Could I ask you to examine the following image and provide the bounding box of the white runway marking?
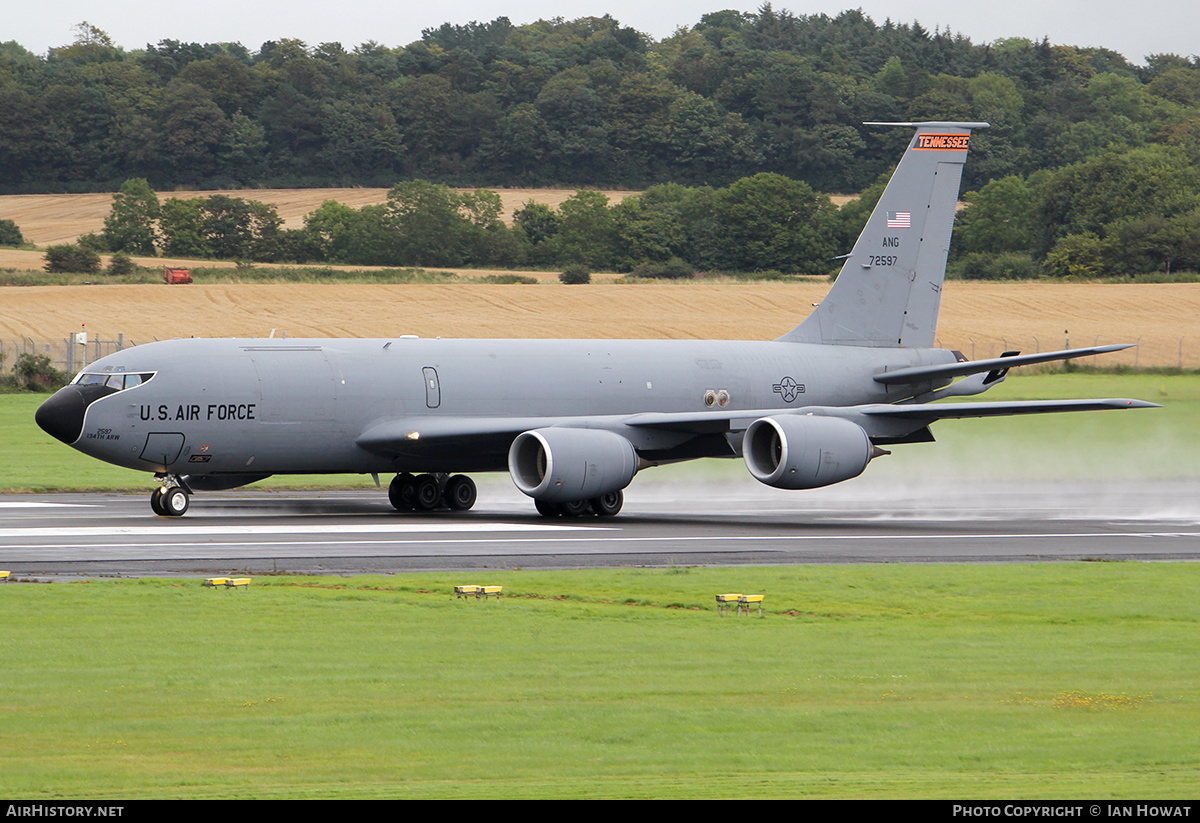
[0,502,99,508]
[4,531,1197,551]
[0,522,611,539]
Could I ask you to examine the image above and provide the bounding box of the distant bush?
[629,257,694,280]
[957,251,1041,280]
[482,273,539,284]
[76,232,109,252]
[559,264,591,284]
[106,251,137,276]
[0,218,24,246]
[14,353,68,392]
[44,244,101,274]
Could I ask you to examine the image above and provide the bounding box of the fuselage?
[38,336,957,480]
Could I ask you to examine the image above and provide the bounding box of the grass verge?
[0,565,1196,798]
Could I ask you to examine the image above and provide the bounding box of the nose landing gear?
[150,475,190,517]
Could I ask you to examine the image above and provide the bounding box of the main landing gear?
[150,476,190,517]
[534,490,623,518]
[388,473,477,512]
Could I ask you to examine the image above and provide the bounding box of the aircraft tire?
[589,490,623,517]
[560,499,591,517]
[150,487,167,516]
[534,498,561,518]
[445,475,476,511]
[388,473,417,511]
[414,474,441,510]
[162,486,189,517]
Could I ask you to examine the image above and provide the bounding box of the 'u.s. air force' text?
[140,403,257,421]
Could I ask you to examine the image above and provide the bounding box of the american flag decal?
[887,211,911,229]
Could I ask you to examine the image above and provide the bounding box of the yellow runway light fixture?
[455,585,502,600]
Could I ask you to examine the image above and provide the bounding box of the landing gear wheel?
[589,490,623,517]
[559,499,591,517]
[444,475,477,511]
[162,486,189,517]
[414,473,441,510]
[150,487,167,516]
[388,473,417,511]
[534,499,562,517]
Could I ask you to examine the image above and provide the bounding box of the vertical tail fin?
[779,121,988,347]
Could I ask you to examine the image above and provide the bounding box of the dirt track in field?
[2,281,1197,368]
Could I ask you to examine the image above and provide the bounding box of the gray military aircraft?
[36,121,1155,517]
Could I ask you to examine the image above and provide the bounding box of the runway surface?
[2,477,1198,578]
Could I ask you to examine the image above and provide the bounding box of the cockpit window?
[73,371,155,391]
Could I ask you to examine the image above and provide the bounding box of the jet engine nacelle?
[509,428,638,503]
[743,415,873,490]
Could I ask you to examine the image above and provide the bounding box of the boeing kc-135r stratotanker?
[35,122,1156,517]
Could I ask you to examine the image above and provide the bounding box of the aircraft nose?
[35,385,88,444]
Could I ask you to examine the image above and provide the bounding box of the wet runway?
[2,477,1198,577]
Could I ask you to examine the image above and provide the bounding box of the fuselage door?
[139,432,185,468]
[422,367,441,409]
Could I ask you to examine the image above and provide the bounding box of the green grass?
[918,371,1200,481]
[0,565,1197,798]
[2,373,1194,492]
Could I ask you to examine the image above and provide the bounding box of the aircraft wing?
[855,397,1159,419]
[626,397,1156,428]
[358,398,1158,460]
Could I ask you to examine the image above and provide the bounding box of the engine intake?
[743,415,873,490]
[509,428,638,502]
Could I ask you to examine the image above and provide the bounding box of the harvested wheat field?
[0,187,641,247]
[2,281,1197,368]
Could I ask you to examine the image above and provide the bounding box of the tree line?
[30,144,1199,277]
[6,7,1200,276]
[3,9,1199,195]
[76,142,1200,277]
[83,174,849,275]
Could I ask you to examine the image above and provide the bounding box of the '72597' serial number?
[867,255,898,267]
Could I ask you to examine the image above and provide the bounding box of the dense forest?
[4,7,1200,275]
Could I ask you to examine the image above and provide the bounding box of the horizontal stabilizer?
[873,345,1133,385]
